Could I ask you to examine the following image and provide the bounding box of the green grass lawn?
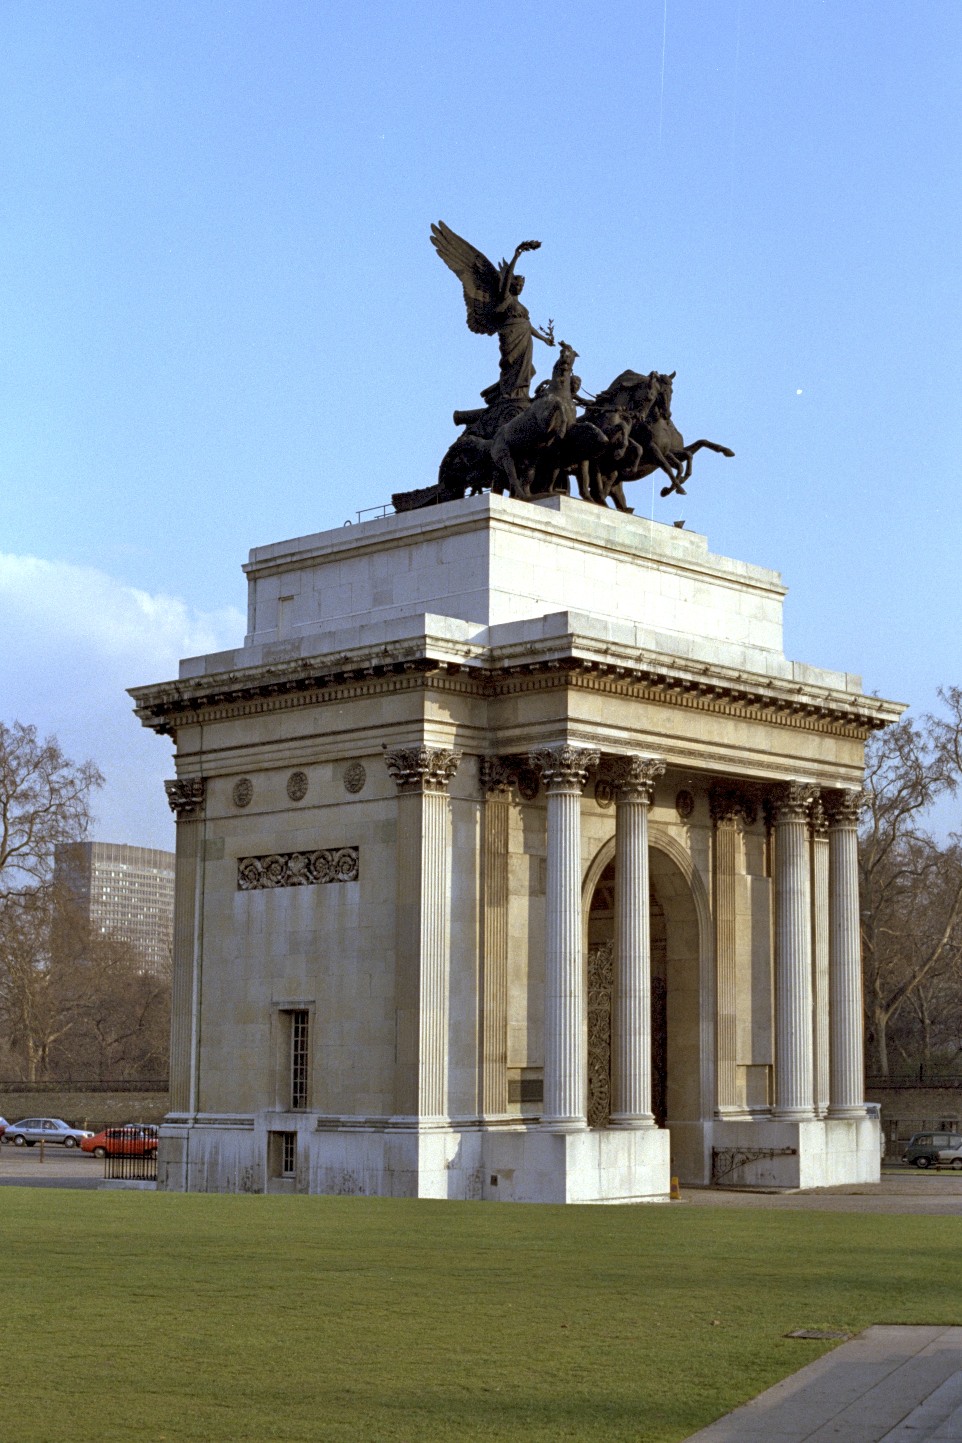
[1,1192,960,1442]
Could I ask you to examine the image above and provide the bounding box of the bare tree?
[0,889,84,1081]
[0,721,103,901]
[861,696,962,1076]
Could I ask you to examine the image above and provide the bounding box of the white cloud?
[0,554,244,851]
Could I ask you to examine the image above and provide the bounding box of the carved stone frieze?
[237,847,359,890]
[709,781,759,827]
[165,777,206,819]
[822,787,866,829]
[528,744,600,792]
[383,745,462,794]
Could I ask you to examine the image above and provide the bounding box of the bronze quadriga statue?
[391,223,733,514]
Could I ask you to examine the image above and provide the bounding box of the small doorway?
[586,858,668,1127]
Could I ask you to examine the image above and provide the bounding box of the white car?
[937,1144,962,1170]
[2,1117,94,1148]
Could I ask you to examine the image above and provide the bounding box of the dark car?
[904,1131,962,1167]
[2,1117,94,1148]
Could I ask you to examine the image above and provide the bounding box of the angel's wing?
[430,221,502,335]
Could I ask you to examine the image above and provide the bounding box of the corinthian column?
[384,746,461,1124]
[610,756,665,1127]
[530,744,599,1129]
[810,796,830,1117]
[709,785,754,1116]
[825,788,867,1118]
[770,782,817,1120]
[165,778,206,1115]
[478,757,512,1119]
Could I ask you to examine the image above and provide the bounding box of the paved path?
[684,1326,962,1441]
[680,1170,962,1215]
[0,1146,103,1188]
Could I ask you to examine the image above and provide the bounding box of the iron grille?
[103,1126,158,1182]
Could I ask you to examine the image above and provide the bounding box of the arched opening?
[586,859,668,1127]
[584,835,707,1172]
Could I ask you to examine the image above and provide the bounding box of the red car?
[81,1125,159,1159]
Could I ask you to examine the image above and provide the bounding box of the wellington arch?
[131,494,903,1202]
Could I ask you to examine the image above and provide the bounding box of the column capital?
[611,755,666,805]
[766,781,818,826]
[478,755,514,796]
[165,777,206,819]
[810,793,829,838]
[529,744,600,793]
[823,787,866,829]
[383,746,462,794]
[709,781,758,827]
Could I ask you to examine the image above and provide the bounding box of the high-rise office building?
[54,842,175,971]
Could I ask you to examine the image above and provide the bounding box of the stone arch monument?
[132,493,902,1201]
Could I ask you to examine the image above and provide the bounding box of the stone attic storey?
[130,494,902,1201]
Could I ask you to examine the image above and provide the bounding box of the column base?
[827,1105,868,1120]
[773,1107,816,1122]
[608,1113,657,1129]
[540,1116,588,1133]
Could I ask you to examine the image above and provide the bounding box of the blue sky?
[2,1,960,849]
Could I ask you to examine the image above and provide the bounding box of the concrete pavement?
[683,1327,962,1442]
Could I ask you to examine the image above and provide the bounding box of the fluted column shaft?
[611,757,664,1127]
[772,784,816,1119]
[811,801,831,1118]
[385,746,461,1124]
[479,759,511,1118]
[827,790,866,1118]
[165,779,206,1115]
[530,745,599,1129]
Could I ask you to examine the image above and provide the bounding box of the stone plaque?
[675,789,695,820]
[287,771,309,802]
[232,777,253,808]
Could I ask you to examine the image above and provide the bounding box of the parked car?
[903,1131,962,1167]
[937,1144,962,1170]
[81,1125,159,1159]
[2,1117,94,1148]
[0,1116,7,1139]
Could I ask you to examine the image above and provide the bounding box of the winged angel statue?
[390,223,734,513]
[429,221,555,411]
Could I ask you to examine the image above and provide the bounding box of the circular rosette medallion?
[343,761,366,794]
[287,771,309,802]
[232,777,253,808]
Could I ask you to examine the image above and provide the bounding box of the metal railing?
[103,1126,158,1182]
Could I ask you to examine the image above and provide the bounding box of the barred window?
[281,1132,296,1178]
[291,1010,309,1110]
